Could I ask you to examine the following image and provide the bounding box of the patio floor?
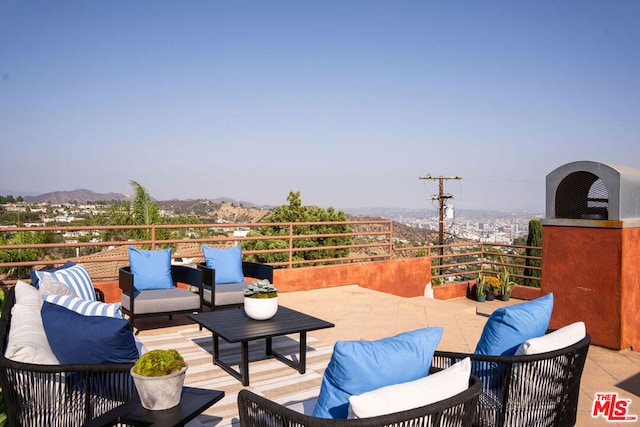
[134,285,640,427]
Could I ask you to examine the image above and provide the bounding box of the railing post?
[151,226,156,250]
[288,223,293,269]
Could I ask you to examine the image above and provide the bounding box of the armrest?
[118,267,134,295]
[242,262,273,282]
[197,263,215,286]
[94,288,105,302]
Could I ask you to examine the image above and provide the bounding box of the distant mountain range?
[19,189,266,208]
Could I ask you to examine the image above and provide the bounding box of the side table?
[83,386,224,427]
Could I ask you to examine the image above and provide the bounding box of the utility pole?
[418,175,463,265]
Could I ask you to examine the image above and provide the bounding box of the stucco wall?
[542,225,640,350]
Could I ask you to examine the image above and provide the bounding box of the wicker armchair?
[432,334,591,427]
[0,287,136,427]
[238,372,482,427]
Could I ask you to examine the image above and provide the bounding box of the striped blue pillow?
[43,294,124,319]
[34,263,96,301]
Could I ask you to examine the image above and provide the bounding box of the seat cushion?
[203,245,244,284]
[128,246,174,291]
[122,288,201,314]
[204,282,248,306]
[42,301,139,364]
[313,327,443,419]
[475,293,554,356]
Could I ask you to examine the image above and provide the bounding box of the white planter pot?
[130,365,187,410]
[244,296,278,320]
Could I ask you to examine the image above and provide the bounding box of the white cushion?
[348,357,471,419]
[14,280,42,310]
[5,303,59,365]
[43,294,124,319]
[515,322,586,355]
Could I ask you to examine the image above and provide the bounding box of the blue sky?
[1,1,639,213]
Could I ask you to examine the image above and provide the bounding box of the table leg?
[240,341,249,386]
[212,334,219,365]
[299,331,307,374]
[266,337,273,355]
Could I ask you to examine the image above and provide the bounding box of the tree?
[523,218,542,287]
[242,191,353,266]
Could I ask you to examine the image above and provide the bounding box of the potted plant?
[244,279,278,320]
[130,349,187,410]
[484,275,500,301]
[497,267,517,301]
[475,275,487,302]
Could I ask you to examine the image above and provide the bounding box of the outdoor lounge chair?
[237,371,483,427]
[197,261,273,310]
[431,333,591,427]
[119,264,204,330]
[0,287,137,426]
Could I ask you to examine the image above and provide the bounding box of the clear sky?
[1,1,639,213]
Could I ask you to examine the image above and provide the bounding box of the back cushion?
[475,293,554,356]
[33,263,96,301]
[128,246,174,291]
[203,245,244,284]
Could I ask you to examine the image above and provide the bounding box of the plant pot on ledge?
[243,279,279,320]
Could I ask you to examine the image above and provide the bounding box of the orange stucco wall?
[542,225,640,350]
[95,257,432,303]
[273,257,431,298]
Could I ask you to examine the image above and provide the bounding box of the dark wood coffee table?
[82,386,224,427]
[189,306,334,385]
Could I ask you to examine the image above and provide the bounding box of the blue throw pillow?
[313,327,443,419]
[202,245,244,284]
[474,293,554,356]
[128,246,174,291]
[33,263,96,301]
[30,261,76,287]
[41,301,139,364]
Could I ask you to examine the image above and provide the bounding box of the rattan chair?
[432,334,591,427]
[237,372,482,427]
[0,287,136,427]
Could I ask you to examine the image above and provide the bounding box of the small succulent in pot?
[244,279,278,299]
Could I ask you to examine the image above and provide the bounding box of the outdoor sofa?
[238,370,482,427]
[0,286,137,426]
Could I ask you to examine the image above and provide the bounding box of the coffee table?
[82,386,224,427]
[188,306,334,385]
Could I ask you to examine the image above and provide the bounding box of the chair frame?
[197,261,273,310]
[0,287,136,427]
[238,372,482,427]
[119,264,204,329]
[432,333,591,427]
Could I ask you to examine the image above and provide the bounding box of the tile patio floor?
[136,285,640,426]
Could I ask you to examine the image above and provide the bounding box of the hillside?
[24,189,133,203]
